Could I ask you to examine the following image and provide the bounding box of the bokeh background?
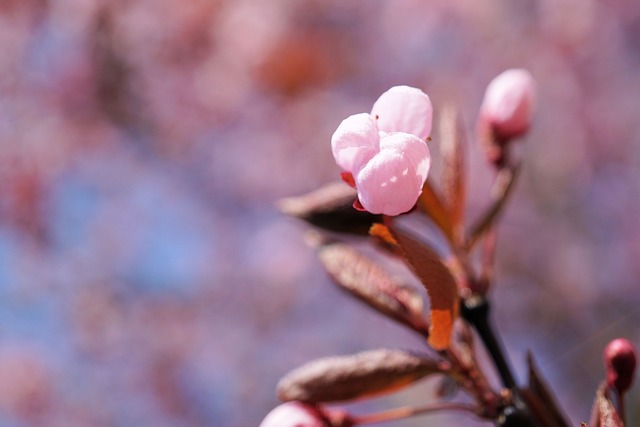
[0,0,639,426]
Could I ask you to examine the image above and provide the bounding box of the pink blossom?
[479,69,535,139]
[259,402,326,427]
[331,86,432,216]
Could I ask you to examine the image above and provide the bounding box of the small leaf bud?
[603,338,637,394]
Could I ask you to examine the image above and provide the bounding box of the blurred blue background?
[0,0,639,426]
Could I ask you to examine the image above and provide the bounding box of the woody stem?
[461,295,517,390]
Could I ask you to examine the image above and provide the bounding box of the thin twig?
[466,163,520,249]
[462,296,517,389]
[476,227,497,295]
[617,389,625,426]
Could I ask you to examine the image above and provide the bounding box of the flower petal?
[379,132,431,184]
[480,69,535,139]
[356,133,430,216]
[259,402,325,427]
[371,86,433,139]
[331,113,379,173]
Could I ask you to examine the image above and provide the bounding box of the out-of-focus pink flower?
[479,69,535,140]
[259,402,326,427]
[331,86,432,216]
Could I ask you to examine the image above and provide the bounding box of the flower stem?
[351,402,479,425]
[617,389,626,426]
[461,295,517,389]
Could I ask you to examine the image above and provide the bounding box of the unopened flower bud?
[479,69,535,141]
[260,402,352,427]
[603,338,637,394]
[330,86,432,216]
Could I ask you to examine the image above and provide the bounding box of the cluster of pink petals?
[259,402,326,427]
[331,86,432,216]
[479,69,536,139]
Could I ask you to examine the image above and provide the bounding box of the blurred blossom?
[539,0,597,48]
[479,68,535,140]
[0,346,52,419]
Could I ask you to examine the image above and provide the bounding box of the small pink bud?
[480,69,535,140]
[259,402,325,427]
[603,338,637,394]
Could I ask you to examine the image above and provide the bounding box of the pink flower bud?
[604,338,637,394]
[371,86,433,139]
[480,69,535,140]
[330,86,432,216]
[259,402,326,427]
[355,133,430,216]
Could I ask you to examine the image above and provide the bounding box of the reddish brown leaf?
[418,180,455,243]
[440,105,466,243]
[318,242,428,336]
[277,349,446,403]
[369,223,404,257]
[387,225,459,350]
[523,352,571,427]
[277,181,382,235]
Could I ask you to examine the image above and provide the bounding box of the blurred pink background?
[0,1,639,426]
